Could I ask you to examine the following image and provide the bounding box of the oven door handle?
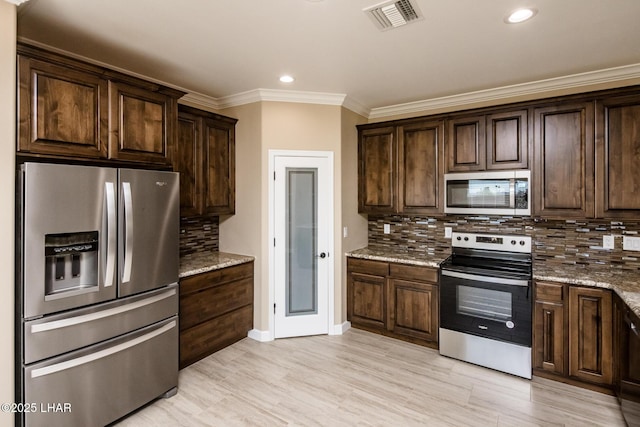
[441,270,530,287]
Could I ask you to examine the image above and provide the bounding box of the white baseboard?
[247,329,272,342]
[330,321,351,335]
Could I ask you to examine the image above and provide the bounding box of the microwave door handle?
[509,179,516,208]
[104,182,116,287]
[122,182,133,284]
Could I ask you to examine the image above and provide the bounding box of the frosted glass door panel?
[286,168,317,316]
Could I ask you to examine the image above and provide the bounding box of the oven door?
[440,269,532,347]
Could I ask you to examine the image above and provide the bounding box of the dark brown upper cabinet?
[446,109,528,172]
[108,81,178,165]
[486,109,529,170]
[176,105,237,217]
[358,126,396,214]
[17,43,184,167]
[358,120,444,215]
[446,114,486,172]
[533,102,595,218]
[398,120,445,215]
[596,94,640,219]
[17,55,109,159]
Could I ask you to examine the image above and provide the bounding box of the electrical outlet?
[445,227,452,238]
[623,236,640,251]
[384,224,391,234]
[603,235,615,249]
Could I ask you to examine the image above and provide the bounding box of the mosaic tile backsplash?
[368,215,640,271]
[180,215,219,258]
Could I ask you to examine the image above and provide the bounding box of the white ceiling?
[15,0,640,116]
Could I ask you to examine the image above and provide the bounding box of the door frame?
[268,150,335,340]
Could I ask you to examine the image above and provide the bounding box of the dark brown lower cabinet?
[615,295,640,426]
[533,281,614,390]
[569,286,613,386]
[179,261,253,369]
[347,258,389,330]
[347,257,439,347]
[533,281,567,376]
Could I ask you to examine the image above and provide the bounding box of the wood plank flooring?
[115,329,626,426]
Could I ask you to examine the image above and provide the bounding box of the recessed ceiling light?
[505,8,537,24]
[279,75,295,83]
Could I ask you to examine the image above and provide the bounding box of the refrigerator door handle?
[30,320,177,379]
[122,182,133,284]
[104,182,117,287]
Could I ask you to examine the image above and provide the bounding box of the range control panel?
[451,232,532,254]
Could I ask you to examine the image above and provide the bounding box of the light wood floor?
[116,329,626,426]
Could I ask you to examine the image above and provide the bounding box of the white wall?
[0,2,16,426]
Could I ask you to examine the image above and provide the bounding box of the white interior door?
[273,153,332,338]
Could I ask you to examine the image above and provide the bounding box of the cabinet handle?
[632,322,639,337]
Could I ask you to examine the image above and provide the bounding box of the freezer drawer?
[23,284,178,364]
[23,316,178,427]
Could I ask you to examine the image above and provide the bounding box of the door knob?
[318,252,327,259]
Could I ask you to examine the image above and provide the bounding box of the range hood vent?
[364,0,423,31]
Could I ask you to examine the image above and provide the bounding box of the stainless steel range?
[439,232,533,379]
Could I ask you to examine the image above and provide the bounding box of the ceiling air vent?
[364,0,423,31]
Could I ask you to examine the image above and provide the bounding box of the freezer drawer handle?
[122,182,133,284]
[104,182,116,287]
[30,288,177,334]
[30,320,176,379]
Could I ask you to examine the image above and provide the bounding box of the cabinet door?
[398,120,444,214]
[534,281,566,375]
[533,103,595,218]
[202,117,236,215]
[486,109,529,170]
[534,301,566,375]
[388,278,438,342]
[108,81,175,165]
[348,272,387,330]
[176,112,202,216]
[569,286,613,385]
[446,115,486,172]
[17,55,108,158]
[358,127,396,213]
[596,94,640,218]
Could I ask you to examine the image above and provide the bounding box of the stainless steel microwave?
[444,170,531,215]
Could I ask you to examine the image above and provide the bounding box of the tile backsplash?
[368,215,640,270]
[180,216,219,257]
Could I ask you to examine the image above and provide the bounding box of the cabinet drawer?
[179,277,253,331]
[535,281,565,303]
[347,258,389,276]
[389,263,437,283]
[180,262,253,296]
[179,305,252,369]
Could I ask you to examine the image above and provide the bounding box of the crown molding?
[17,38,640,120]
[369,63,640,120]
[4,0,29,5]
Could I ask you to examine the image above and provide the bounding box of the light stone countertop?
[179,251,254,278]
[345,246,640,318]
[534,265,640,319]
[345,246,449,269]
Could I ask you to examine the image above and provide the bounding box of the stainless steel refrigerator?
[17,162,179,427]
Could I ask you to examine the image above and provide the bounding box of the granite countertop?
[346,246,448,269]
[346,246,640,318]
[534,264,640,319]
[179,251,254,278]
